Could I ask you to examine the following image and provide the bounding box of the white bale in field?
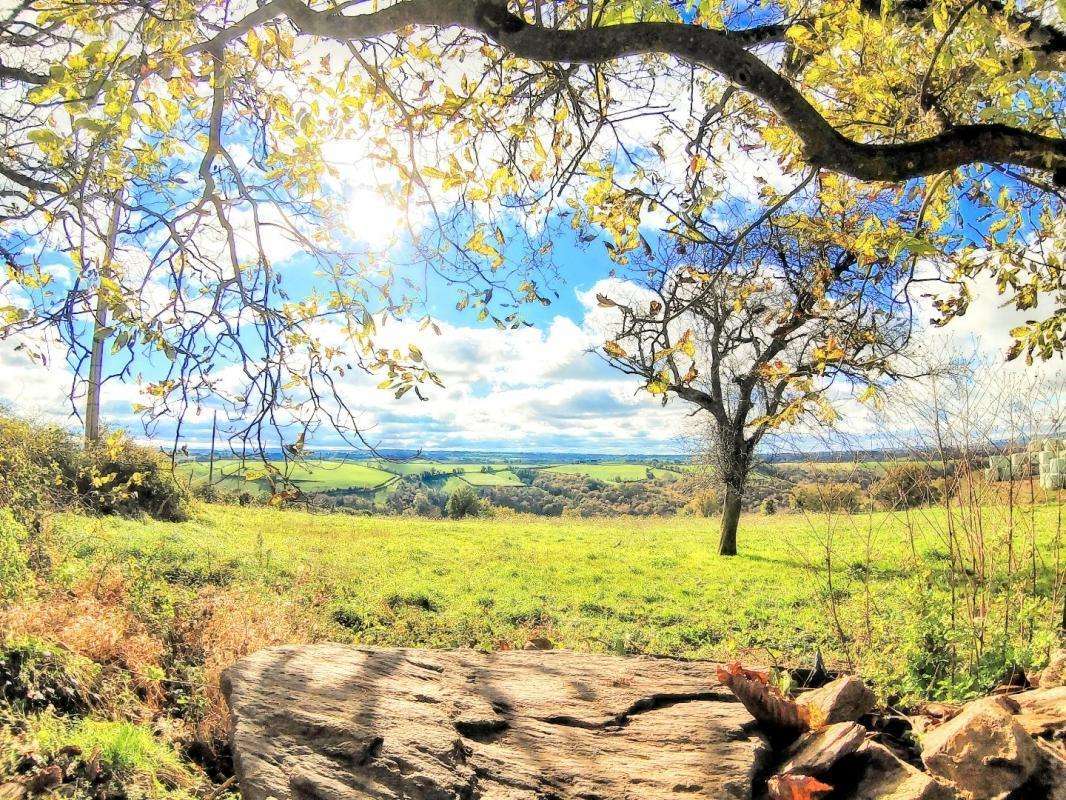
[1040,451,1054,469]
[1042,473,1065,490]
[984,467,999,482]
[991,455,1010,470]
[1052,458,1066,475]
[1027,438,1043,453]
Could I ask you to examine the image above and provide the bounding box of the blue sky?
[1,203,1055,457]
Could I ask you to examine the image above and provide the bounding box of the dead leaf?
[767,774,833,800]
[717,662,810,736]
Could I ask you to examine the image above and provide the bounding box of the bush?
[681,489,719,517]
[790,481,862,512]
[0,412,79,521]
[446,485,479,519]
[872,463,943,509]
[761,497,776,515]
[412,492,442,518]
[0,637,98,715]
[0,411,188,521]
[79,432,188,520]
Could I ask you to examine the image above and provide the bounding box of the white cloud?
[1,268,1060,455]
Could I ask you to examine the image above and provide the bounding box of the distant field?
[774,459,950,475]
[460,470,524,486]
[544,463,679,482]
[177,454,954,499]
[366,459,510,476]
[178,456,684,496]
[178,458,396,493]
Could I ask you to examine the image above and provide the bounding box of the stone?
[778,721,866,776]
[847,741,957,800]
[797,675,876,726]
[1011,685,1066,737]
[1038,649,1066,689]
[222,644,771,800]
[920,696,1042,800]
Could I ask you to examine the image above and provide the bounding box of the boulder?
[1038,649,1066,689]
[1011,685,1066,738]
[797,675,876,726]
[848,741,957,800]
[222,644,771,800]
[920,696,1041,800]
[778,722,866,777]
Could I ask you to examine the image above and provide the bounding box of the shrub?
[0,637,99,714]
[761,497,776,515]
[872,463,942,509]
[446,485,479,519]
[0,411,79,521]
[0,411,188,521]
[412,492,442,518]
[681,489,719,517]
[80,432,188,520]
[790,481,862,512]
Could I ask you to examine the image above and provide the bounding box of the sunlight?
[344,185,408,248]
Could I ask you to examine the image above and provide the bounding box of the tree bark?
[718,483,742,556]
[84,197,123,445]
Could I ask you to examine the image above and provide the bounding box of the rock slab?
[222,644,771,800]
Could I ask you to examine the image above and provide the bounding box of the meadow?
[55,498,1063,702]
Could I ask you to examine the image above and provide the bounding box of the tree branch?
[210,0,1066,183]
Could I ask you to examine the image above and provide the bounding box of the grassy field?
[56,500,1063,702]
[543,463,680,482]
[179,458,396,493]
[460,470,525,486]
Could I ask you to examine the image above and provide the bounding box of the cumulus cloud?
[1,268,1059,455]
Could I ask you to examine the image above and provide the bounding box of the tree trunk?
[716,436,750,557]
[718,484,742,556]
[84,197,124,445]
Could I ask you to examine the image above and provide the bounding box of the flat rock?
[222,644,771,800]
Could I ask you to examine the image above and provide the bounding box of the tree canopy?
[0,0,1061,453]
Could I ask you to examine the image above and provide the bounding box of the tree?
[0,0,1061,455]
[446,484,479,518]
[598,203,915,555]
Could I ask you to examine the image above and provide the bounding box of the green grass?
[60,500,1063,701]
[30,716,192,788]
[459,470,525,486]
[544,463,678,482]
[178,458,396,493]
